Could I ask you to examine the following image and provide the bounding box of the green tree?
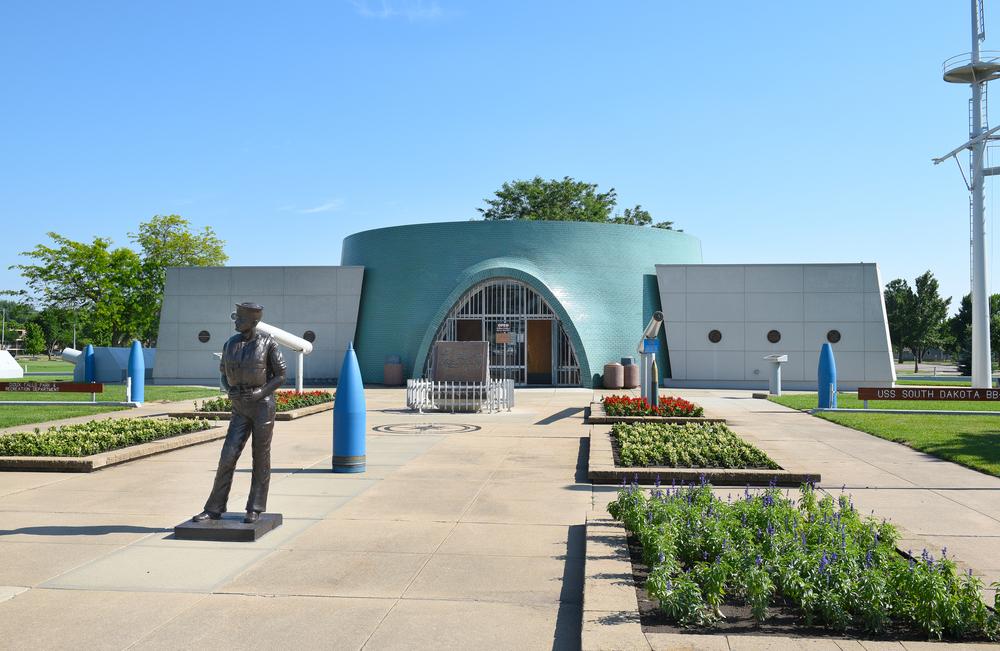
[10,215,228,348]
[32,307,76,360]
[478,176,680,230]
[0,299,35,352]
[947,293,1000,360]
[883,271,951,372]
[24,322,46,355]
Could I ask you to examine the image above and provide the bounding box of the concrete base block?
[174,513,282,542]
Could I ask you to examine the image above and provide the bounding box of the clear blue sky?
[0,1,991,314]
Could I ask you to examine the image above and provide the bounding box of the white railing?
[406,378,514,413]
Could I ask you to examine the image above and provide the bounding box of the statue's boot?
[192,511,222,523]
[244,511,260,524]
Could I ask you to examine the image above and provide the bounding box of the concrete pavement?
[1,387,999,650]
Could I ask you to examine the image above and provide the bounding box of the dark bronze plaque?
[303,330,316,342]
[198,330,211,343]
[431,341,490,383]
[827,330,841,343]
[767,330,781,343]
[708,329,722,343]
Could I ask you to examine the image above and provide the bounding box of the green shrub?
[608,478,1000,638]
[0,417,213,457]
[197,390,333,413]
[614,422,780,469]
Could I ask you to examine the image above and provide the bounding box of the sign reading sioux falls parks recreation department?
[857,386,1000,401]
[0,382,103,393]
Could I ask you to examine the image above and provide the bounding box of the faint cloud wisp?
[350,0,443,20]
[300,200,346,213]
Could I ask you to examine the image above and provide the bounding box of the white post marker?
[763,354,787,396]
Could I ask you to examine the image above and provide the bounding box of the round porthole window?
[827,330,841,344]
[303,331,316,343]
[767,330,781,344]
[198,330,211,343]
[708,329,722,343]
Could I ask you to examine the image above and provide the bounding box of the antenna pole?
[971,0,993,387]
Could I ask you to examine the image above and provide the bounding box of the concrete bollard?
[127,340,145,404]
[817,343,837,408]
[333,342,366,473]
[603,363,624,389]
[622,364,640,389]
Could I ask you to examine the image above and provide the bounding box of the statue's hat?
[235,302,265,320]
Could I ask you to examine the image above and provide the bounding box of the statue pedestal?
[174,513,282,542]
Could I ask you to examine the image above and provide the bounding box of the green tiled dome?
[341,220,702,386]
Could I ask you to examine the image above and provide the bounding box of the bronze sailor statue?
[193,302,286,525]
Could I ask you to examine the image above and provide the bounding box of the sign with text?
[432,341,490,383]
[496,322,510,333]
[857,386,1000,401]
[642,338,658,354]
[0,382,104,393]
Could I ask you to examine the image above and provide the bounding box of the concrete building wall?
[153,266,363,385]
[342,221,703,385]
[656,263,895,391]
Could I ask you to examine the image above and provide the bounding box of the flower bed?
[614,422,780,469]
[608,478,999,639]
[603,394,704,418]
[0,417,213,457]
[197,390,333,413]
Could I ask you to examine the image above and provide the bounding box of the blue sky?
[0,1,990,314]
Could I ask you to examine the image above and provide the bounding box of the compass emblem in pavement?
[372,423,481,434]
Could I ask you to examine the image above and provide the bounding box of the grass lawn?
[769,393,1000,411]
[0,384,223,429]
[895,379,974,386]
[10,359,76,373]
[769,394,1000,478]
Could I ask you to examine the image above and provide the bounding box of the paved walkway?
[1,388,998,650]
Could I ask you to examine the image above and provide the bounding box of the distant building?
[154,221,895,390]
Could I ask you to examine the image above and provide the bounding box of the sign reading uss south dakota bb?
[857,387,1000,401]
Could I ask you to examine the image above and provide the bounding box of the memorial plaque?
[708,329,722,343]
[432,341,489,383]
[767,330,781,343]
[827,330,841,343]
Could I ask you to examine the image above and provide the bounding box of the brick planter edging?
[169,400,335,421]
[587,401,725,425]
[588,427,821,486]
[0,424,226,472]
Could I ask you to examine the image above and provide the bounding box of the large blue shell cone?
[817,342,837,408]
[84,344,95,383]
[127,340,145,403]
[333,342,366,472]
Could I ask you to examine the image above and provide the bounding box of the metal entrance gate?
[426,279,581,386]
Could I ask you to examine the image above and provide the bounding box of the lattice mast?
[935,0,1000,387]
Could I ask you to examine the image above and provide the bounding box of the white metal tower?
[935,0,1000,387]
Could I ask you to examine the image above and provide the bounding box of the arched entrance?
[426,279,581,386]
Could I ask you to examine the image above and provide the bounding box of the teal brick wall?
[341,221,702,386]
